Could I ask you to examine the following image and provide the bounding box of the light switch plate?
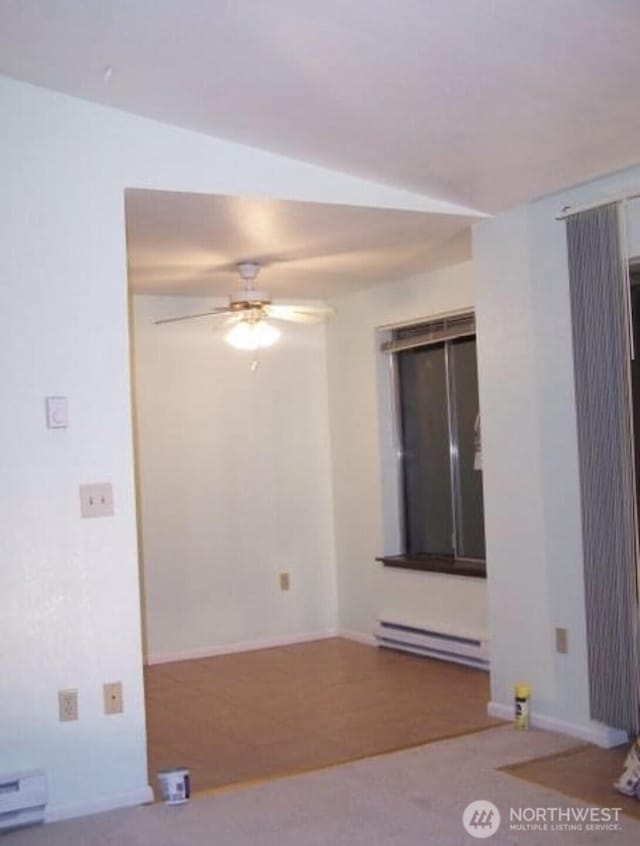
[79,483,114,518]
[46,396,68,428]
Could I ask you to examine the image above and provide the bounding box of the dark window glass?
[450,337,485,560]
[396,331,485,564]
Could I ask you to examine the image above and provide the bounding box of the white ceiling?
[3,0,640,297]
[125,190,473,298]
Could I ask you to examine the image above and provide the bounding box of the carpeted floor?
[6,726,640,845]
[501,742,640,821]
[145,637,501,796]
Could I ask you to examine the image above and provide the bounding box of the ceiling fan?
[155,261,333,349]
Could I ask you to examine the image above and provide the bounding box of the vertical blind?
[566,202,640,733]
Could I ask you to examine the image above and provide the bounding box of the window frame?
[376,310,486,579]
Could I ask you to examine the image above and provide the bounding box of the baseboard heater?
[374,619,490,670]
[0,770,47,832]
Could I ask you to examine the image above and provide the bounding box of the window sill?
[376,553,486,579]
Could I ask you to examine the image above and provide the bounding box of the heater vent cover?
[375,619,490,670]
[0,770,47,832]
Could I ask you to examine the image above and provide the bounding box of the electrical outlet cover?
[58,689,78,722]
[279,571,290,591]
[555,627,569,654]
[79,483,114,518]
[103,681,123,715]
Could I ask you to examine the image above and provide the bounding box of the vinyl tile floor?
[144,637,500,797]
[502,743,640,820]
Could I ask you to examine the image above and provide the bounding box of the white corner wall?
[132,296,336,660]
[0,74,464,819]
[473,163,640,736]
[326,262,488,640]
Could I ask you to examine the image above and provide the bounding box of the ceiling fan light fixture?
[225,318,281,351]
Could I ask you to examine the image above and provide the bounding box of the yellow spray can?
[514,683,531,729]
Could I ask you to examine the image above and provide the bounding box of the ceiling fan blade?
[215,314,245,329]
[155,307,233,325]
[264,303,334,324]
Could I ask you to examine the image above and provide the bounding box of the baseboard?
[337,629,377,646]
[45,785,153,823]
[487,701,628,748]
[145,629,338,665]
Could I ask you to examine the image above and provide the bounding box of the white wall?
[0,75,461,818]
[326,262,488,640]
[132,296,336,660]
[473,164,640,734]
[6,65,636,814]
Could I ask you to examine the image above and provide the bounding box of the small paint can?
[157,767,190,805]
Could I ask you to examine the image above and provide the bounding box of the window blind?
[381,312,475,354]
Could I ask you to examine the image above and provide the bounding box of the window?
[378,312,486,577]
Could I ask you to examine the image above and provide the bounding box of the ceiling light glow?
[225,319,281,351]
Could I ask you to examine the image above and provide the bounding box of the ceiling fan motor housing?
[229,289,271,309]
[232,261,272,308]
